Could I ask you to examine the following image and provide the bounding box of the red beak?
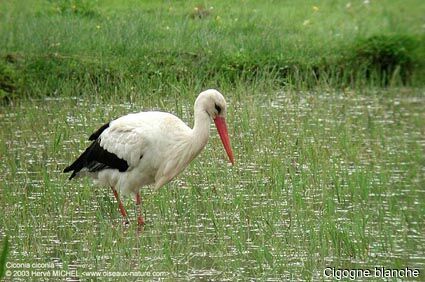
[214,116,235,165]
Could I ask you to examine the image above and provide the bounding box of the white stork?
[64,89,234,227]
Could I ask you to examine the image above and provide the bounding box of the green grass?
[0,0,424,280]
[0,0,424,100]
[0,86,424,280]
[0,236,9,279]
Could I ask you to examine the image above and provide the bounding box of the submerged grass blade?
[0,236,9,279]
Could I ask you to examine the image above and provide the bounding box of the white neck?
[191,107,211,155]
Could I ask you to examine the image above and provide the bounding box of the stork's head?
[195,89,235,165]
[195,89,227,119]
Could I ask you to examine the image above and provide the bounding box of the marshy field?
[1,0,424,280]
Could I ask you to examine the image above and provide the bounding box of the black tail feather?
[64,122,111,180]
[63,143,94,180]
[64,139,129,180]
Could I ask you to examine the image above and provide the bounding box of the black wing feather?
[89,122,110,141]
[63,139,129,180]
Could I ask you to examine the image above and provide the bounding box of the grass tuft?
[0,58,20,100]
[349,34,422,85]
[0,236,10,279]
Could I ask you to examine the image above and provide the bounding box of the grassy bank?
[0,0,424,100]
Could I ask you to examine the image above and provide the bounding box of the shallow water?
[0,90,424,280]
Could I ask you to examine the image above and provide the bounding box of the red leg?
[136,192,145,226]
[111,187,129,225]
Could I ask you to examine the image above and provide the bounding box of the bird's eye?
[214,104,222,114]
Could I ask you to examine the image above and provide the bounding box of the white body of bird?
[93,110,209,195]
[64,89,234,226]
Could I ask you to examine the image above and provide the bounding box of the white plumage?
[64,89,234,227]
[96,111,203,195]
